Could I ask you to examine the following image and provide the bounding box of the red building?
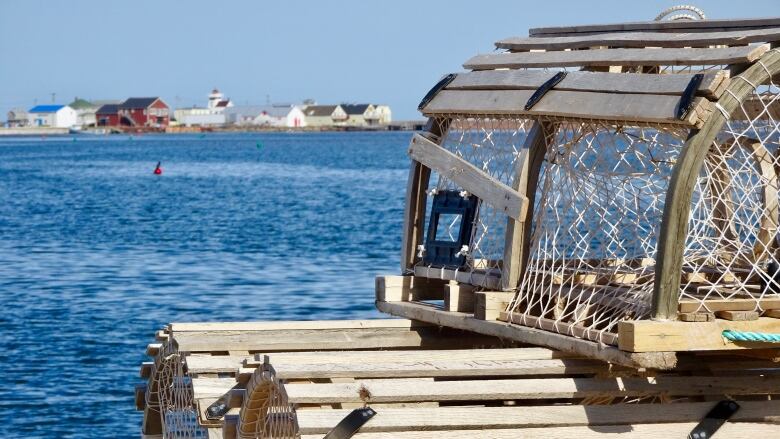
[118,97,170,127]
[96,104,120,126]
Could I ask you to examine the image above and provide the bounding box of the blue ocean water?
[0,132,411,438]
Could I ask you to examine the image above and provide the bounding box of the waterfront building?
[118,97,170,127]
[174,89,233,126]
[96,104,121,126]
[26,105,77,128]
[339,104,378,126]
[68,98,99,127]
[6,108,29,127]
[302,105,347,127]
[224,105,306,127]
[373,104,392,124]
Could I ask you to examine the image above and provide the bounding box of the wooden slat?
[267,358,607,380]
[408,133,529,221]
[498,28,780,51]
[618,317,780,352]
[283,374,780,404]
[174,325,504,353]
[301,423,780,439]
[423,89,711,127]
[463,45,769,69]
[170,319,420,332]
[375,300,677,369]
[413,265,501,290]
[529,17,780,37]
[186,354,251,375]
[448,70,729,99]
[260,347,572,365]
[296,400,780,434]
[375,275,446,302]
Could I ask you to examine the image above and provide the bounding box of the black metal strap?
[205,394,230,420]
[688,400,740,439]
[677,73,705,120]
[525,71,567,110]
[323,407,377,439]
[418,74,458,111]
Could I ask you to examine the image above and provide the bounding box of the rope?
[722,329,780,343]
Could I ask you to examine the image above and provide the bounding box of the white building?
[225,105,306,128]
[27,105,78,128]
[173,88,234,127]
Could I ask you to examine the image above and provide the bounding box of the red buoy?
[154,162,162,175]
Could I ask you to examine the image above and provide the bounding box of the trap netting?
[506,120,689,344]
[680,71,780,312]
[146,340,208,439]
[414,116,532,288]
[236,365,298,439]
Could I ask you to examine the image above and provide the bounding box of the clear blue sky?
[1,1,777,120]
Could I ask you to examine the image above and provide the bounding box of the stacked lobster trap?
[383,11,780,365]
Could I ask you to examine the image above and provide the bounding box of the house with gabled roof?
[118,97,170,127]
[339,103,382,126]
[302,105,347,127]
[27,105,77,128]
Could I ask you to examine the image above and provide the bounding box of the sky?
[1,0,778,121]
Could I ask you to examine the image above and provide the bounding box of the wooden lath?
[529,16,780,37]
[497,27,780,51]
[448,69,730,99]
[463,44,769,69]
[421,89,712,128]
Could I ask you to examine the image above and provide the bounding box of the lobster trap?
[380,13,780,367]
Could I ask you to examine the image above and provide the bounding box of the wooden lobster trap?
[378,14,780,368]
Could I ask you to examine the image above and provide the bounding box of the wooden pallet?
[136,318,780,438]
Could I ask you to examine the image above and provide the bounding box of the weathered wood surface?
[652,48,780,319]
[375,300,677,369]
[169,319,420,332]
[529,17,780,37]
[501,311,619,346]
[679,298,780,313]
[260,347,571,365]
[300,423,780,439]
[448,69,729,99]
[474,291,515,320]
[266,357,607,380]
[283,374,780,404]
[296,400,780,434]
[375,275,446,302]
[619,317,780,352]
[463,45,769,69]
[413,265,501,290]
[422,89,711,127]
[408,133,529,221]
[498,28,780,51]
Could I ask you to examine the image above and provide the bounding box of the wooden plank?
[146,343,162,357]
[267,357,608,380]
[765,309,780,318]
[422,89,711,128]
[448,70,729,99]
[408,133,529,221]
[170,319,420,332]
[716,310,760,321]
[652,49,780,320]
[444,282,476,312]
[296,400,780,434]
[175,326,505,353]
[401,118,449,271]
[679,298,780,313]
[463,45,769,69]
[301,423,780,439]
[140,361,153,378]
[529,17,780,36]
[375,300,677,369]
[498,28,780,51]
[618,317,780,352]
[501,311,619,346]
[413,265,501,290]
[261,348,573,365]
[474,291,515,320]
[283,374,780,404]
[186,354,251,375]
[375,275,446,302]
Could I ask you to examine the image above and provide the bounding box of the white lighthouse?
[208,88,227,110]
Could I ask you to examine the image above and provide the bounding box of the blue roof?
[29,105,66,113]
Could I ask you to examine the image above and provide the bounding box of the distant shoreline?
[0,122,426,137]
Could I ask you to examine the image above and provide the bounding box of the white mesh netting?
[414,116,532,289]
